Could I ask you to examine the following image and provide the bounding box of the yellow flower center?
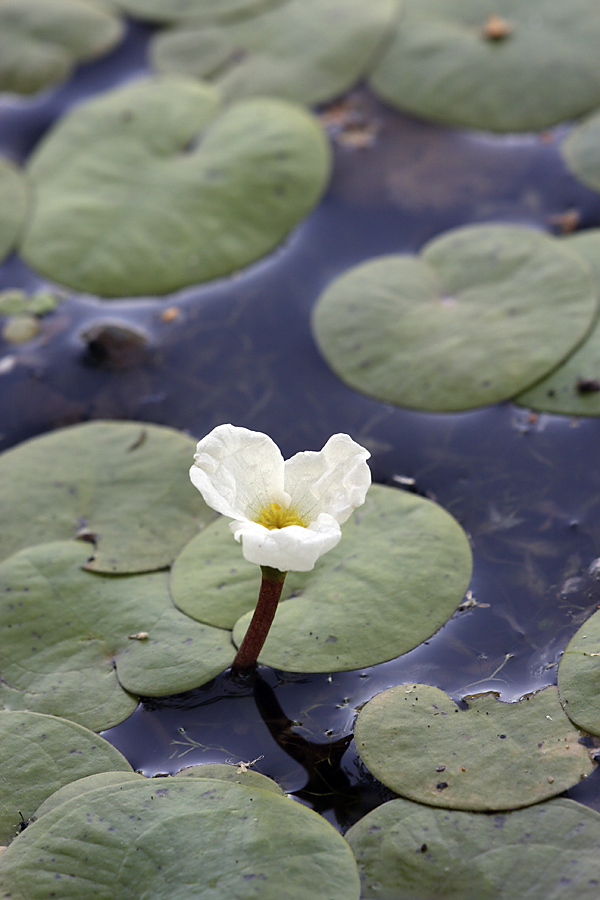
[256,502,307,530]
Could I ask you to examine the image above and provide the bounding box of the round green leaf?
[0,777,361,900]
[368,0,600,132]
[0,0,124,95]
[20,76,331,297]
[110,0,282,25]
[0,711,132,845]
[0,159,28,264]
[516,231,600,415]
[558,607,600,736]
[151,0,399,106]
[312,225,597,412]
[34,772,144,820]
[203,484,473,672]
[0,541,235,731]
[0,420,215,574]
[355,684,594,811]
[562,107,600,194]
[346,797,600,900]
[179,763,286,794]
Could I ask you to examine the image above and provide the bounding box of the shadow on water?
[2,28,600,827]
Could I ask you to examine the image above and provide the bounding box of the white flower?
[189,424,371,572]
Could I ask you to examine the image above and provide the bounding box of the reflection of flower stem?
[232,566,287,673]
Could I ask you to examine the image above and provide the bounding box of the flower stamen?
[256,502,307,530]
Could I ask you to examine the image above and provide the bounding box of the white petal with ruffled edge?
[190,424,288,520]
[231,513,342,571]
[283,433,371,524]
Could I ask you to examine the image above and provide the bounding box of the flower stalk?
[232,566,287,673]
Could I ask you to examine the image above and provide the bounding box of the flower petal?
[231,513,342,572]
[284,433,371,525]
[190,424,288,520]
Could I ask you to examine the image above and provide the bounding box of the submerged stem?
[231,566,287,673]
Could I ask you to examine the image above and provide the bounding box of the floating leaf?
[179,763,286,794]
[562,107,600,194]
[0,160,28,264]
[0,289,62,317]
[368,0,600,132]
[20,76,331,297]
[34,772,143,820]
[355,684,593,811]
[173,484,472,671]
[558,607,600,736]
[0,420,215,573]
[151,0,399,106]
[516,231,600,415]
[346,797,600,900]
[0,0,124,95]
[1,314,40,345]
[0,541,235,731]
[0,777,361,899]
[110,0,282,25]
[0,711,132,845]
[312,225,597,411]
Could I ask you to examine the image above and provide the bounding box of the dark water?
[2,21,600,831]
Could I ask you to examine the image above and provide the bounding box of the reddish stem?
[232,566,287,673]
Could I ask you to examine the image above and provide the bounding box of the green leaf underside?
[0,778,361,900]
[151,0,398,106]
[558,607,600,736]
[312,225,597,412]
[0,711,132,844]
[0,419,215,574]
[0,0,124,95]
[516,231,600,415]
[173,484,473,672]
[368,0,600,132]
[346,797,600,900]
[0,540,235,731]
[355,684,593,811]
[0,159,29,264]
[110,0,283,25]
[20,76,331,297]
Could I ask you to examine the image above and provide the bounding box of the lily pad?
[558,607,600,736]
[34,772,144,820]
[0,711,132,844]
[173,484,472,671]
[516,231,600,415]
[312,225,597,411]
[110,0,282,24]
[0,159,28,264]
[20,76,331,297]
[0,0,124,95]
[0,540,235,731]
[151,0,399,106]
[368,0,600,132]
[346,797,600,900]
[354,684,593,811]
[179,763,286,794]
[562,108,600,194]
[0,777,361,899]
[0,420,215,573]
